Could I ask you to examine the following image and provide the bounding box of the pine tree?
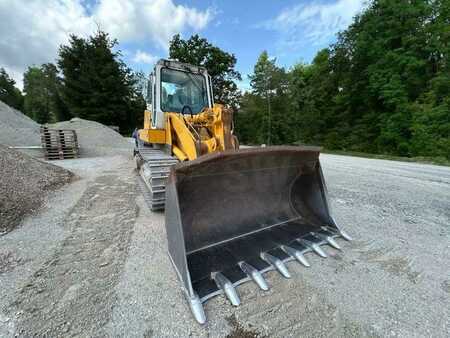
[58,30,144,133]
[237,51,290,145]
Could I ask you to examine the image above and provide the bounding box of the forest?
[0,0,448,160]
[236,0,449,161]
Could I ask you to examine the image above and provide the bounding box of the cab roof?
[156,59,208,75]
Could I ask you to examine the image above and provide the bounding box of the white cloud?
[0,0,213,88]
[132,50,158,65]
[263,0,365,49]
[0,0,95,88]
[95,0,214,50]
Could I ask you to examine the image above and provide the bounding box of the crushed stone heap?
[0,101,40,146]
[0,145,73,234]
[50,118,132,156]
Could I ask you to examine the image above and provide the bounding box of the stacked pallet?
[40,126,79,160]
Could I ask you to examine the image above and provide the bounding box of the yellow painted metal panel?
[138,129,150,143]
[165,114,172,146]
[144,110,152,130]
[168,113,198,160]
[138,129,166,144]
[148,129,166,144]
[172,145,188,161]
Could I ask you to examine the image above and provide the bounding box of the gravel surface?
[0,153,448,337]
[50,118,133,157]
[0,101,40,146]
[0,145,73,234]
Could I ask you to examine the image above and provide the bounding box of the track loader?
[135,59,351,324]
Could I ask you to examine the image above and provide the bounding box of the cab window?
[160,68,208,114]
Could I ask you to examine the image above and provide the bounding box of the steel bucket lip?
[173,145,321,169]
[170,146,322,181]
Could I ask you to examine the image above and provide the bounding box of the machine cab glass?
[160,68,208,114]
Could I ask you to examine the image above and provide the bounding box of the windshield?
[161,68,208,114]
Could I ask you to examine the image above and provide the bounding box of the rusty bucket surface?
[164,146,350,323]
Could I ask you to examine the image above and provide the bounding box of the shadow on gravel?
[226,315,264,338]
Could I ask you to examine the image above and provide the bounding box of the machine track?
[136,146,178,211]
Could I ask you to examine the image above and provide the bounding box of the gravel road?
[0,153,448,337]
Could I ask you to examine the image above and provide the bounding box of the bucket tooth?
[339,229,352,241]
[312,232,342,250]
[212,272,240,306]
[325,236,341,250]
[261,252,291,278]
[281,245,310,267]
[297,238,328,258]
[188,293,206,324]
[326,237,342,250]
[239,261,269,291]
[322,226,352,241]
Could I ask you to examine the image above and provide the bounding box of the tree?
[409,0,450,160]
[41,63,71,122]
[237,51,291,145]
[130,71,147,128]
[23,63,70,124]
[169,34,241,109]
[58,30,145,133]
[23,66,51,123]
[288,50,342,148]
[322,0,450,156]
[237,0,449,160]
[0,68,23,111]
[235,92,266,144]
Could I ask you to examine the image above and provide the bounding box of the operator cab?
[144,59,214,129]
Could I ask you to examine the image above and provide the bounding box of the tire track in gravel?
[9,173,137,337]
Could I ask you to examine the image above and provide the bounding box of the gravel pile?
[50,118,132,157]
[0,101,132,157]
[0,145,73,234]
[0,101,41,146]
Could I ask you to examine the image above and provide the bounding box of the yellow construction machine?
[135,59,351,324]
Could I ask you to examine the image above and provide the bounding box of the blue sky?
[0,0,365,90]
[124,0,365,90]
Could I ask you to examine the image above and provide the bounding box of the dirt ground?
[0,153,449,337]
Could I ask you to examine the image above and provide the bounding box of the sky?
[0,0,366,91]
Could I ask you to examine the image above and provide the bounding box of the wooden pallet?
[40,126,79,160]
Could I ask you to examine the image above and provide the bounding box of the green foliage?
[42,63,72,122]
[23,63,69,124]
[236,51,292,145]
[169,34,241,109]
[236,0,450,160]
[0,68,23,111]
[23,66,50,123]
[58,30,145,133]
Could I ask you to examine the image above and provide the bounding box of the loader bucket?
[164,146,351,323]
